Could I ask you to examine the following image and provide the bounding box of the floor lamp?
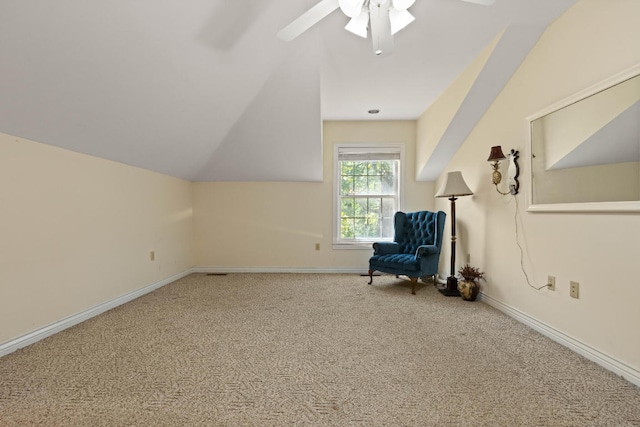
[435,171,474,296]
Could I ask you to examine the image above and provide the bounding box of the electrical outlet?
[150,251,155,261]
[315,243,320,251]
[466,253,471,264]
[570,281,579,299]
[547,275,555,291]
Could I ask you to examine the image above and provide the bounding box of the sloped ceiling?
[0,0,577,182]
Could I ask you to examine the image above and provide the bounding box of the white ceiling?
[0,0,577,182]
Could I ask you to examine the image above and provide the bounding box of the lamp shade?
[487,145,506,162]
[435,171,474,198]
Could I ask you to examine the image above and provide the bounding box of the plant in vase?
[458,264,484,301]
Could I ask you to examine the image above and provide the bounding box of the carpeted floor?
[1,273,639,426]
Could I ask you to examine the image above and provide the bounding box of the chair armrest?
[373,242,400,255]
[416,245,438,257]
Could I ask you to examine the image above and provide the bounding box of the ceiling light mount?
[342,0,415,55]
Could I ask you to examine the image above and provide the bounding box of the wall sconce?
[487,146,519,195]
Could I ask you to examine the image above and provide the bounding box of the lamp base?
[438,276,460,297]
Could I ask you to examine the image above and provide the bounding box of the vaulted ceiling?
[0,0,577,182]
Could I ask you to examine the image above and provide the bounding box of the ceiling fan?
[277,0,496,56]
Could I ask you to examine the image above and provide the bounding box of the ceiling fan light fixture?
[391,0,416,11]
[345,10,369,38]
[369,0,393,55]
[389,8,414,35]
[339,0,366,18]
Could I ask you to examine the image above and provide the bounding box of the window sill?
[332,242,375,250]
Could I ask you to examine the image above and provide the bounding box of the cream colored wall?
[0,133,193,344]
[424,0,640,375]
[193,120,435,270]
[416,32,501,176]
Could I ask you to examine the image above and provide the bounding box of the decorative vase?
[458,280,480,301]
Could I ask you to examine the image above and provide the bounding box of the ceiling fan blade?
[277,0,340,42]
[369,0,394,55]
[460,0,496,5]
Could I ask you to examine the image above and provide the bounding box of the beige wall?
[193,120,435,270]
[423,0,640,374]
[416,33,501,177]
[0,133,193,344]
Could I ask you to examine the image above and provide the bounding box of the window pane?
[341,176,354,196]
[339,196,398,240]
[341,198,355,217]
[366,214,381,238]
[368,197,381,215]
[382,197,395,217]
[368,161,381,175]
[354,217,367,238]
[353,175,367,194]
[354,198,368,216]
[379,160,394,175]
[353,162,368,176]
[341,161,355,176]
[368,175,382,194]
[382,217,394,237]
[336,146,401,243]
[381,174,396,195]
[341,217,355,239]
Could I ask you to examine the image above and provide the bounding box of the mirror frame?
[526,63,640,213]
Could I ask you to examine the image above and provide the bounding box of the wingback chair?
[368,210,446,295]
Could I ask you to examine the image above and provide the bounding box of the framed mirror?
[527,64,640,212]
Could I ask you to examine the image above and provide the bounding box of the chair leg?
[410,277,417,295]
[368,270,374,285]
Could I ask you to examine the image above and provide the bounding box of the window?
[334,144,403,248]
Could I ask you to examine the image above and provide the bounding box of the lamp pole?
[434,171,473,297]
[440,195,460,296]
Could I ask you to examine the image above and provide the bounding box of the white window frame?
[333,143,404,250]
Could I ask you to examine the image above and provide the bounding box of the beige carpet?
[1,273,639,426]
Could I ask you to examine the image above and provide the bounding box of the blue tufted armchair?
[368,210,446,294]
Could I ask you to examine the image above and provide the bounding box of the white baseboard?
[193,266,368,275]
[480,292,640,389]
[0,270,193,358]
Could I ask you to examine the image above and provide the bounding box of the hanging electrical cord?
[513,196,548,291]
